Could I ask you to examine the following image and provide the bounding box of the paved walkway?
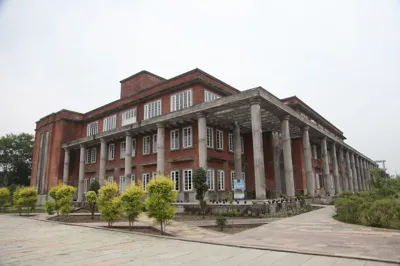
[0,215,396,266]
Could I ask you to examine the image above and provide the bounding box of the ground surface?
[0,215,398,266]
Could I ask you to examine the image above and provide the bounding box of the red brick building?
[30,68,378,202]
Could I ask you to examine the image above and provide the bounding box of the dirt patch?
[200,223,265,234]
[174,215,262,221]
[103,226,173,236]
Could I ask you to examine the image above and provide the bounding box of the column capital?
[302,125,309,131]
[64,147,70,152]
[249,98,262,106]
[156,123,165,129]
[125,131,133,136]
[79,143,86,149]
[196,112,206,119]
[100,137,107,144]
[279,114,290,121]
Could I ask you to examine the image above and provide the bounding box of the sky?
[0,0,399,174]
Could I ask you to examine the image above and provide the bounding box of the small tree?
[216,216,227,231]
[48,184,76,219]
[193,168,208,218]
[13,186,23,215]
[98,183,122,227]
[89,180,100,195]
[146,176,177,234]
[0,187,10,211]
[13,187,38,215]
[85,191,97,220]
[120,184,145,230]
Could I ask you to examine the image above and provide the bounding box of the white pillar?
[125,132,132,189]
[331,143,341,195]
[302,126,314,197]
[77,144,85,202]
[345,150,354,192]
[156,123,165,175]
[234,122,242,184]
[350,152,358,192]
[356,156,363,191]
[272,132,282,197]
[339,147,348,192]
[281,115,295,198]
[321,137,333,195]
[63,148,70,185]
[251,100,266,199]
[197,113,207,170]
[99,138,106,186]
[366,161,371,189]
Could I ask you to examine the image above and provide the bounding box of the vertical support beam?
[350,152,358,192]
[345,150,354,192]
[321,137,332,195]
[362,160,368,190]
[366,162,371,188]
[302,126,314,197]
[331,143,341,195]
[234,122,242,184]
[77,144,85,202]
[356,156,363,191]
[125,132,133,188]
[62,148,70,185]
[272,132,282,197]
[197,113,207,170]
[99,138,107,186]
[156,123,165,175]
[251,100,266,199]
[281,115,295,198]
[339,147,348,192]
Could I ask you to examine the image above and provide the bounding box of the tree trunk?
[91,204,94,220]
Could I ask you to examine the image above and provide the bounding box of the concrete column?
[272,132,282,197]
[302,126,314,197]
[156,123,165,175]
[234,122,242,184]
[321,137,333,195]
[362,160,368,190]
[281,115,295,198]
[356,156,363,191]
[251,101,266,199]
[366,162,371,188]
[99,138,107,186]
[350,152,358,192]
[77,144,85,202]
[62,148,70,185]
[312,144,317,160]
[125,132,133,189]
[197,113,207,170]
[331,143,341,195]
[345,150,354,192]
[339,147,348,191]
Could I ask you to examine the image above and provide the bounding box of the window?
[132,139,136,157]
[108,176,114,185]
[144,100,162,120]
[206,127,213,148]
[122,109,137,126]
[87,121,98,136]
[171,129,180,150]
[204,90,220,102]
[231,171,245,190]
[207,169,215,190]
[90,148,96,164]
[216,130,223,150]
[217,170,225,191]
[183,169,193,191]
[84,178,89,193]
[119,176,125,192]
[142,173,150,191]
[85,149,91,164]
[171,170,180,191]
[171,89,193,112]
[120,141,126,159]
[131,174,136,185]
[152,134,157,154]
[90,178,95,186]
[182,127,192,148]
[103,115,116,132]
[228,133,234,152]
[108,144,115,160]
[143,136,151,155]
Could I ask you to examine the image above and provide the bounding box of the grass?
[333,214,400,230]
[0,208,46,214]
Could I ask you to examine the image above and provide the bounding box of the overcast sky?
[0,0,399,174]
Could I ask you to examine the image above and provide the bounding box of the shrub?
[0,187,11,211]
[89,180,100,194]
[338,191,354,199]
[48,184,76,219]
[193,168,208,218]
[44,201,55,215]
[146,176,177,234]
[363,198,397,227]
[224,191,233,204]
[120,184,145,230]
[13,187,38,215]
[13,186,23,215]
[216,216,227,231]
[85,191,97,220]
[98,183,122,227]
[334,196,364,224]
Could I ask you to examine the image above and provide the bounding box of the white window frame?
[207,169,215,191]
[85,149,91,164]
[143,136,151,155]
[231,171,245,190]
[170,89,193,112]
[216,129,223,150]
[217,170,225,191]
[144,99,162,120]
[90,177,96,186]
[108,144,115,161]
[132,139,136,157]
[120,141,126,159]
[152,134,157,154]
[228,133,234,152]
[90,148,97,164]
[204,90,220,102]
[108,176,114,185]
[182,126,193,148]
[103,115,117,132]
[121,108,137,126]
[171,129,180,150]
[119,176,125,192]
[84,178,89,193]
[142,173,150,191]
[87,121,98,136]
[171,170,180,192]
[183,169,193,191]
[207,127,214,148]
[131,174,136,185]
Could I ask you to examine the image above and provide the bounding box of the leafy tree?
[120,184,145,230]
[98,183,122,227]
[193,168,208,218]
[13,187,38,215]
[48,184,76,219]
[89,180,100,194]
[85,191,97,220]
[146,176,177,234]
[0,133,34,187]
[0,187,10,211]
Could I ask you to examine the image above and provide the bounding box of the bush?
[44,201,55,215]
[146,176,177,234]
[85,191,97,220]
[335,196,364,224]
[193,168,208,218]
[98,183,122,227]
[224,191,233,204]
[0,187,11,210]
[120,184,145,229]
[89,180,100,194]
[48,184,76,219]
[363,198,397,227]
[216,216,227,231]
[13,187,38,215]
